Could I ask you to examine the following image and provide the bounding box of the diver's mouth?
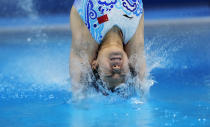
[110,57,122,61]
[109,52,122,61]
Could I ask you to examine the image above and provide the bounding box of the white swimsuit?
[73,0,143,44]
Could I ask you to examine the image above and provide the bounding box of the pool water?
[0,20,210,127]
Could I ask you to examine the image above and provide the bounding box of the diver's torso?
[74,0,143,44]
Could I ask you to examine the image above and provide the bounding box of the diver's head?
[92,25,130,90]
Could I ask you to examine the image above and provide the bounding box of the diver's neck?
[101,35,124,49]
[101,40,123,50]
[100,27,124,49]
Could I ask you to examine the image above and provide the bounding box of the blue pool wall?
[0,0,209,17]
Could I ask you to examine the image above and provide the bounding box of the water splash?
[69,33,184,102]
[145,35,182,72]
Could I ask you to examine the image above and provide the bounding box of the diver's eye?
[123,14,133,19]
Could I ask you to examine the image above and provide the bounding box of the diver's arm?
[70,6,98,88]
[125,12,146,81]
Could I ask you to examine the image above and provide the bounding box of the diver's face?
[94,45,129,89]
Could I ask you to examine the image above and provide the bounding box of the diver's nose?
[111,61,122,73]
[112,64,121,71]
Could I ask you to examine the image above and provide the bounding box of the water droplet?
[49,94,54,99]
[137,108,141,111]
[27,38,31,42]
[154,107,159,110]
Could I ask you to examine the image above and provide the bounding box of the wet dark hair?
[91,66,110,95]
[91,63,137,96]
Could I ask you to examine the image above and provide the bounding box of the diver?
[70,0,146,96]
